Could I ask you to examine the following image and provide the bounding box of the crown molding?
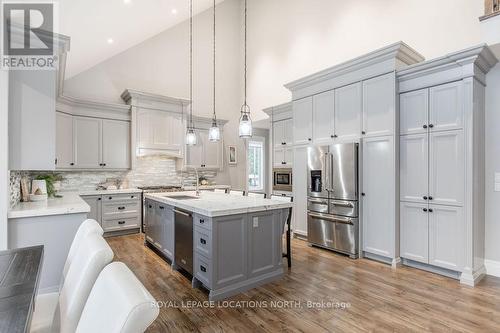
[56,95,131,121]
[263,102,292,117]
[121,89,190,106]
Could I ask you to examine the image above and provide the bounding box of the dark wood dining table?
[0,246,44,333]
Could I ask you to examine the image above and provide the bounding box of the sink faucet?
[194,168,200,197]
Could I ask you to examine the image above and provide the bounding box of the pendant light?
[208,0,221,142]
[186,0,197,146]
[238,0,252,138]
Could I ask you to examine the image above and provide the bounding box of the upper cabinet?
[312,90,335,145]
[102,119,131,169]
[334,82,362,142]
[184,129,223,170]
[293,97,313,145]
[273,118,293,148]
[73,116,102,169]
[400,81,464,135]
[56,112,74,168]
[362,73,396,138]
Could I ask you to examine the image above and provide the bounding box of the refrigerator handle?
[324,153,330,192]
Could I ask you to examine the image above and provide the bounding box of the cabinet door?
[429,81,463,132]
[161,206,175,260]
[283,118,294,146]
[82,195,102,224]
[312,90,335,145]
[167,113,185,151]
[335,82,362,141]
[136,109,152,149]
[362,135,395,258]
[284,148,293,166]
[56,112,74,168]
[429,205,464,271]
[400,202,428,264]
[102,120,130,169]
[202,131,222,169]
[292,146,308,236]
[273,148,285,167]
[273,120,285,147]
[185,131,204,168]
[400,88,429,135]
[153,204,163,250]
[400,134,428,203]
[362,73,395,137]
[73,116,101,168]
[293,97,313,145]
[429,130,464,206]
[145,200,156,244]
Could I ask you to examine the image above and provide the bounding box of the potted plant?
[34,173,65,197]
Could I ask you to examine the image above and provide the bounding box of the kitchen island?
[144,191,292,301]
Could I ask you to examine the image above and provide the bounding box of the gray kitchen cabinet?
[9,70,57,170]
[400,202,428,264]
[334,82,362,142]
[273,118,293,148]
[400,88,428,135]
[73,116,102,169]
[81,195,102,224]
[312,90,335,145]
[145,200,159,247]
[156,203,174,261]
[102,119,131,169]
[362,135,396,259]
[56,112,74,169]
[292,146,308,237]
[184,129,223,170]
[429,81,463,132]
[362,73,395,137]
[400,133,428,203]
[293,97,313,145]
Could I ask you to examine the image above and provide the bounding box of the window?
[248,138,265,192]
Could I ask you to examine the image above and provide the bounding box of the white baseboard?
[485,259,500,277]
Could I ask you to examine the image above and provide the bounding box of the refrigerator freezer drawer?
[307,197,329,214]
[307,212,358,256]
[329,199,359,217]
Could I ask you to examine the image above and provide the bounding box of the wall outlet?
[495,173,500,192]
[253,217,259,228]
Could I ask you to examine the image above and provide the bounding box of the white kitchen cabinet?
[273,118,293,148]
[283,119,293,145]
[136,109,183,157]
[292,146,308,236]
[334,82,362,142]
[429,130,464,206]
[312,90,335,145]
[184,129,223,170]
[273,147,293,167]
[293,97,313,145]
[400,202,428,264]
[428,205,464,271]
[102,120,131,169]
[400,134,428,203]
[74,116,102,169]
[400,88,428,135]
[56,112,74,169]
[362,135,395,258]
[362,73,395,137]
[429,81,463,132]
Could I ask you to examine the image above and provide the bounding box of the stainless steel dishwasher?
[174,208,193,274]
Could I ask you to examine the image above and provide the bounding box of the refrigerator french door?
[307,143,359,257]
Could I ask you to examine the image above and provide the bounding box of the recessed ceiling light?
[171,8,178,15]
[107,38,114,44]
[123,0,132,4]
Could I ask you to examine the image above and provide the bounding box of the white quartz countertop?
[8,192,91,219]
[145,191,292,217]
[182,185,231,191]
[79,188,143,196]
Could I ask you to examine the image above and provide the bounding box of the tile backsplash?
[9,155,217,208]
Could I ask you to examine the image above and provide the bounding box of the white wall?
[1,70,8,250]
[485,64,500,263]
[246,0,483,116]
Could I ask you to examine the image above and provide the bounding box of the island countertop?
[144,191,292,217]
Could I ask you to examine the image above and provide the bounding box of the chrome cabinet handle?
[308,198,328,205]
[308,212,352,224]
[331,201,354,208]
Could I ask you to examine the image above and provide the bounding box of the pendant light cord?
[189,0,193,128]
[213,0,217,122]
[243,0,247,111]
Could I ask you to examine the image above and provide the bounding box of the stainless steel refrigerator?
[307,143,359,258]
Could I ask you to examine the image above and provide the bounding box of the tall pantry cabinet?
[398,45,497,285]
[284,42,425,264]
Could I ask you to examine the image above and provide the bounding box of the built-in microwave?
[273,168,293,192]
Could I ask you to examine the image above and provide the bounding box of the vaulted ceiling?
[60,0,226,78]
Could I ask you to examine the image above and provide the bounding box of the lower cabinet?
[400,202,464,271]
[292,146,308,236]
[81,193,141,234]
[144,199,174,261]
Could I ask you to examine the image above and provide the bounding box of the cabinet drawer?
[194,214,212,230]
[194,253,212,289]
[194,228,212,258]
[102,217,140,232]
[102,201,140,219]
[103,193,141,203]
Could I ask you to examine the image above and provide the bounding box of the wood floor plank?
[106,234,500,333]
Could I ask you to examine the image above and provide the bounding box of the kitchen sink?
[167,195,200,200]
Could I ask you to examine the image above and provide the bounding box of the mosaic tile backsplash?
[9,155,217,208]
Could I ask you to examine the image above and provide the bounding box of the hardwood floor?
[106,234,500,333]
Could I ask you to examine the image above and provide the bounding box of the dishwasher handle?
[174,209,192,217]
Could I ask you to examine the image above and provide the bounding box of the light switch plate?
[253,217,259,228]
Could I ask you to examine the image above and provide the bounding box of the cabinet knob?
[423,208,428,212]
[200,238,207,245]
[308,138,312,141]
[199,219,205,224]
[361,193,365,196]
[131,195,135,199]
[118,206,126,210]
[429,124,434,128]
[362,131,366,135]
[159,206,164,210]
[148,205,153,208]
[70,162,75,166]
[200,265,207,273]
[98,198,101,201]
[118,221,126,225]
[423,196,428,200]
[109,197,112,200]
[428,196,433,201]
[428,208,434,213]
[423,124,428,129]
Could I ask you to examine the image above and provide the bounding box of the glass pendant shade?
[239,113,252,138]
[208,122,221,142]
[186,128,197,146]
